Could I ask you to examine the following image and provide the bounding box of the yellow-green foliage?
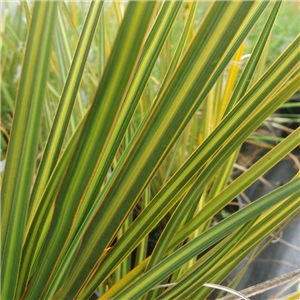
[1,2,299,300]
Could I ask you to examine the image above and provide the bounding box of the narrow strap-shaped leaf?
[98,258,151,300]
[148,70,299,268]
[224,1,282,114]
[155,222,258,300]
[98,9,106,77]
[172,125,300,248]
[159,1,198,93]
[191,193,300,300]
[165,192,300,300]
[16,114,86,298]
[54,5,84,133]
[99,195,298,300]
[103,71,299,292]
[81,2,268,249]
[59,1,99,86]
[22,3,156,299]
[72,0,182,237]
[1,2,57,299]
[204,43,245,216]
[107,179,300,300]
[29,2,182,298]
[28,1,103,215]
[20,1,31,25]
[58,2,255,299]
[142,32,300,269]
[135,187,151,265]
[219,42,245,116]
[102,222,254,300]
[82,21,299,296]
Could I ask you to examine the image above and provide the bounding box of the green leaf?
[225,1,282,113]
[161,192,299,300]
[28,1,103,215]
[59,2,256,299]
[71,0,183,239]
[2,2,299,299]
[1,3,57,299]
[98,40,299,285]
[22,2,156,299]
[172,125,300,248]
[191,192,300,300]
[109,179,300,300]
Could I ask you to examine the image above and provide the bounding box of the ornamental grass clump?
[1,1,299,299]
